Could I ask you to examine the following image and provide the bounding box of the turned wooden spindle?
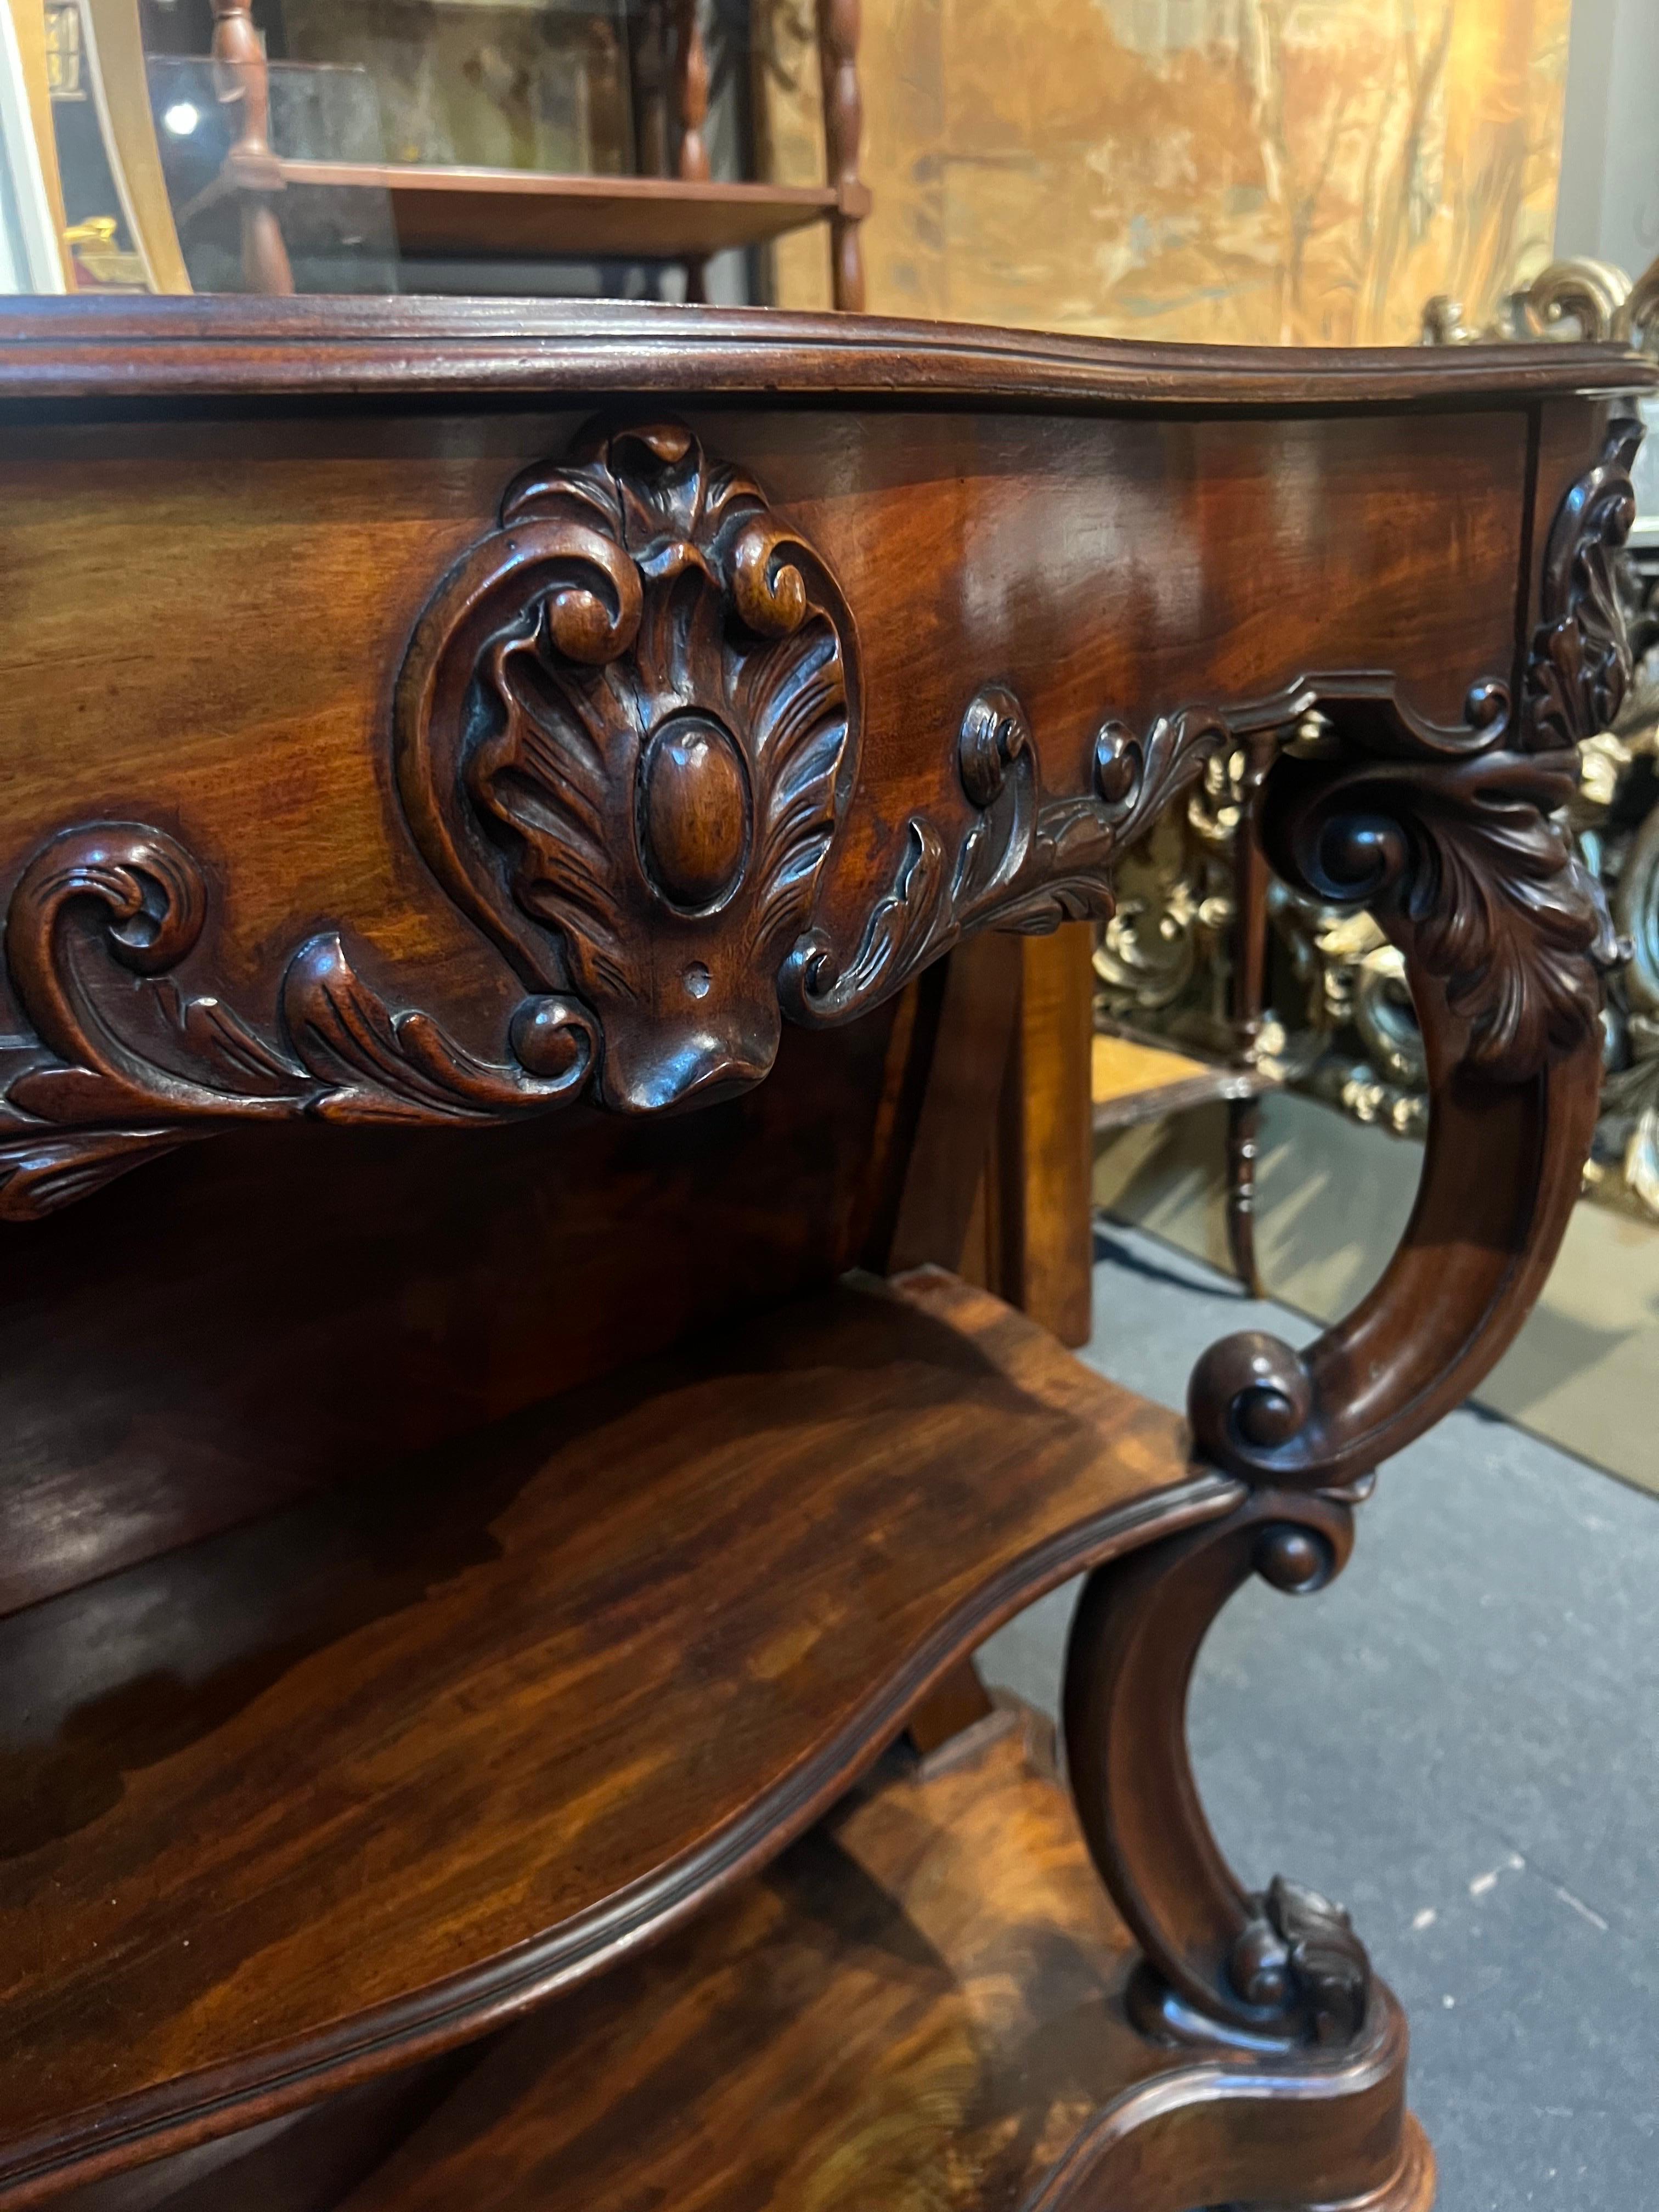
[209,0,293,296]
[1224,724,1277,1299]
[673,0,710,302]
[816,0,867,312]
[630,0,672,178]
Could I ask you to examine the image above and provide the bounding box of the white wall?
[1555,0,1659,274]
[0,5,65,294]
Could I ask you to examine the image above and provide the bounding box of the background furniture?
[0,295,1646,2210]
[188,0,868,302]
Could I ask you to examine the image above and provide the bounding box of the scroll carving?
[0,421,865,1216]
[1064,1485,1375,2051]
[782,687,1238,1025]
[0,826,595,1220]
[1074,427,1644,2065]
[1187,420,1639,1489]
[396,419,860,1114]
[0,418,1637,1227]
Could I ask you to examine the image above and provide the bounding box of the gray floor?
[978,1225,1659,2212]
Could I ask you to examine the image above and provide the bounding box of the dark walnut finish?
[0,296,1649,2211]
[329,1711,1434,2212]
[0,1273,1227,2197]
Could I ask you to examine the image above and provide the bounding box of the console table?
[0,297,1649,2212]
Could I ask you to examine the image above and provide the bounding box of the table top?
[0,295,1654,409]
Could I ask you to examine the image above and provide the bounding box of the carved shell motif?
[396,422,859,1113]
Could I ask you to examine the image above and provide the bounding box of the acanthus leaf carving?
[1228,1876,1370,2050]
[4,413,1637,1218]
[1527,416,1642,756]
[0,826,595,1221]
[781,687,1239,1026]
[1257,417,1642,1089]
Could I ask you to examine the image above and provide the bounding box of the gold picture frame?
[40,0,190,291]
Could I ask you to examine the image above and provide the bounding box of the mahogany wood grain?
[0,1008,907,1618]
[0,400,1537,1053]
[0,1272,1233,2202]
[325,1712,1432,2212]
[998,925,1096,1348]
[884,935,1023,1278]
[0,301,1646,2212]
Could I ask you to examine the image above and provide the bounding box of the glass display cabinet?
[8,0,868,301]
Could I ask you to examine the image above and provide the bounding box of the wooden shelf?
[275,163,839,262]
[0,1270,1230,2203]
[324,1711,1431,2212]
[1093,1029,1277,1137]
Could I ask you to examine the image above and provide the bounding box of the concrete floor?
[978,1224,1659,2212]
[1097,1090,1659,1500]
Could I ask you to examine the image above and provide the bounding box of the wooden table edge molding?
[0,297,1654,407]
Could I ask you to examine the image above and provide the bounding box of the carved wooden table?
[0,298,1650,2212]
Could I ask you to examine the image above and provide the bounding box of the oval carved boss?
[395,420,861,1115]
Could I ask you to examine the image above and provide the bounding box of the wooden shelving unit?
[276,162,843,264]
[0,1271,1216,2202]
[69,1712,1429,2212]
[192,0,868,303]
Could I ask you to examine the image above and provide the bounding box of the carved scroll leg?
[1063,1485,1368,2053]
[1060,418,1642,2211]
[1058,1483,1438,2209]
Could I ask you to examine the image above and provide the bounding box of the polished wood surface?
[0,297,1649,2210]
[997,927,1096,1348]
[326,1711,1434,2212]
[0,1008,907,1620]
[1092,1030,1273,1132]
[0,1271,1228,2199]
[0,297,1650,404]
[275,166,842,263]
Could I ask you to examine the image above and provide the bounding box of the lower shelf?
[332,1707,1436,2212]
[0,1269,1229,2201]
